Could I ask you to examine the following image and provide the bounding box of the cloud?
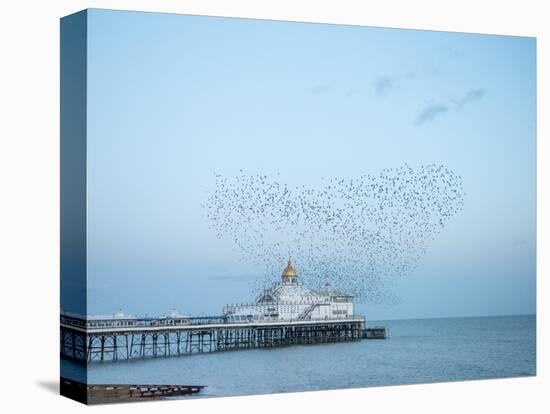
[414,104,449,125]
[373,76,395,96]
[453,88,485,109]
[309,85,333,94]
[405,70,417,80]
[413,88,484,125]
[512,238,528,246]
[440,46,466,61]
[207,274,252,282]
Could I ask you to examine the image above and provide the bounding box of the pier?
[60,313,386,362]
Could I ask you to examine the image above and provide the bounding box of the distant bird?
[204,164,465,305]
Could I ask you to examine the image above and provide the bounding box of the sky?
[75,9,535,320]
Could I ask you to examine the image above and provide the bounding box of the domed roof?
[282,258,298,278]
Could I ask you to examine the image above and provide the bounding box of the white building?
[223,258,354,322]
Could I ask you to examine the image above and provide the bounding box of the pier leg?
[113,335,118,361]
[87,336,93,362]
[100,336,105,361]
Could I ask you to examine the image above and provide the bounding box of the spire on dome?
[282,257,298,278]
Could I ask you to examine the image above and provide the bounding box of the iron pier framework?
[60,314,386,363]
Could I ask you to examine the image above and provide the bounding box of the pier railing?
[60,312,369,331]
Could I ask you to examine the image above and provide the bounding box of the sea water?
[63,315,536,397]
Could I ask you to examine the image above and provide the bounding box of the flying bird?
[204,164,465,305]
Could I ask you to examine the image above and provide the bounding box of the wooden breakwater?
[60,377,205,405]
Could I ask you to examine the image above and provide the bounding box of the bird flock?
[204,164,465,304]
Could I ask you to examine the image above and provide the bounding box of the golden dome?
[282,258,298,278]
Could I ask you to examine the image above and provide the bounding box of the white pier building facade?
[223,259,354,322]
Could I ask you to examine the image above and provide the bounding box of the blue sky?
[80,9,535,320]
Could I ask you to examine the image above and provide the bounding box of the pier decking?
[60,313,386,362]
